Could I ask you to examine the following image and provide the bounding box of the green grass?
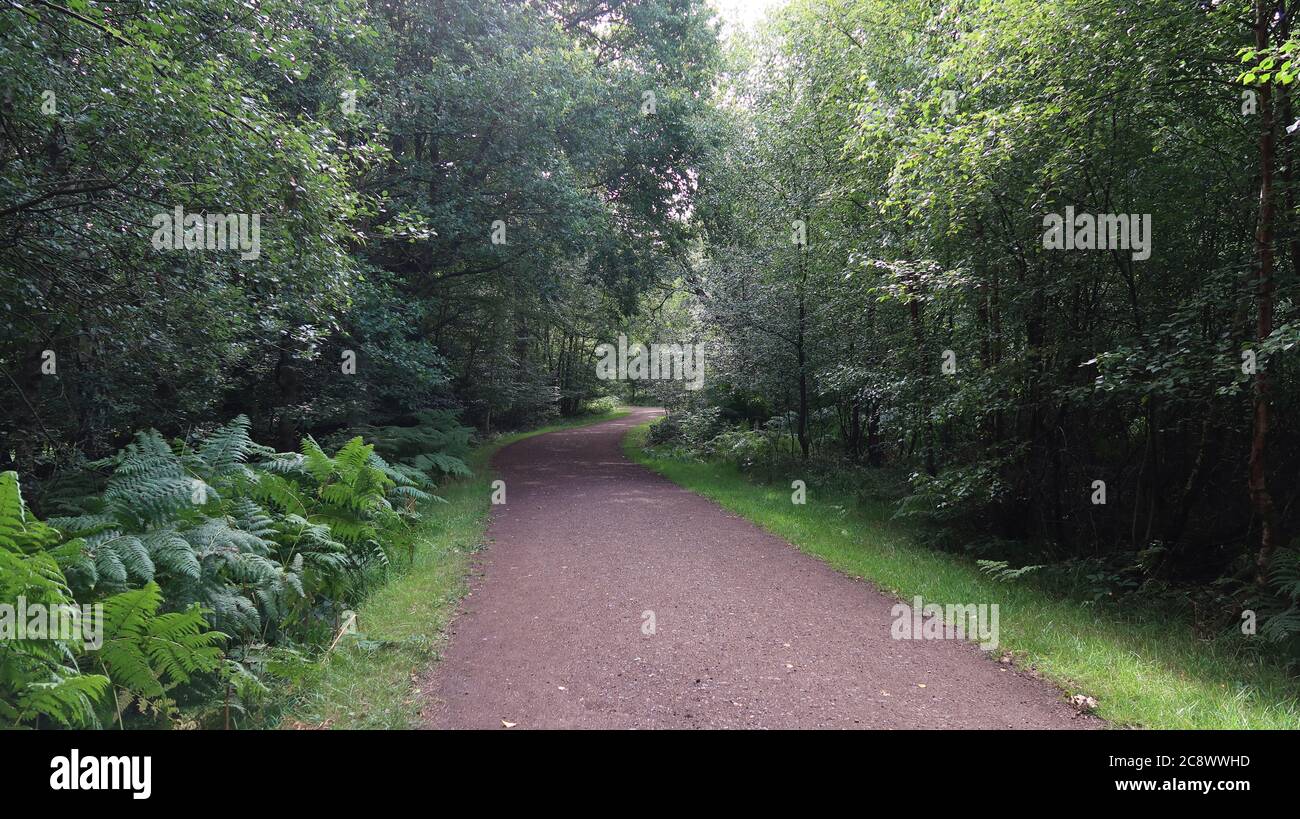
[277,408,629,729]
[625,422,1300,730]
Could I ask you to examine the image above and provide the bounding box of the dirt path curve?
[423,408,1095,729]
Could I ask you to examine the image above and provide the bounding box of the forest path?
[421,408,1094,729]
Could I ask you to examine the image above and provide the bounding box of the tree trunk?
[1249,0,1284,583]
[866,405,883,467]
[796,274,810,459]
[905,276,936,476]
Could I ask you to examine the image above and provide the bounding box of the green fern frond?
[0,471,63,553]
[93,582,225,699]
[188,517,272,557]
[412,451,471,477]
[299,437,335,483]
[143,530,201,580]
[45,513,116,537]
[90,536,129,586]
[389,485,433,503]
[259,452,306,475]
[251,472,311,516]
[16,670,109,728]
[1268,551,1300,601]
[196,415,257,477]
[334,437,376,473]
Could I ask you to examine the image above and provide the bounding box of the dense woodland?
[2,0,1300,727]
[650,0,1300,668]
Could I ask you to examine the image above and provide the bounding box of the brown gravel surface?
[422,407,1098,729]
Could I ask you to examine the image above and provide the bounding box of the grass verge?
[625,421,1300,729]
[278,409,629,729]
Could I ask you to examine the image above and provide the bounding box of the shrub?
[581,396,622,416]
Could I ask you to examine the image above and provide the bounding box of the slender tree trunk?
[273,338,299,451]
[846,399,863,460]
[796,264,810,459]
[905,274,936,476]
[866,405,882,467]
[1250,0,1283,583]
[1276,1,1300,278]
[1157,416,1219,576]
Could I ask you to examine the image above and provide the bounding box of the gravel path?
[422,408,1096,729]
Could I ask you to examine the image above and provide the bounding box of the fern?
[349,410,473,479]
[1,473,110,728]
[97,431,199,528]
[142,530,202,580]
[0,471,62,554]
[300,437,337,484]
[252,472,312,517]
[412,451,471,478]
[193,415,263,479]
[3,411,456,726]
[976,559,1045,583]
[1261,551,1300,646]
[93,582,225,704]
[14,669,110,729]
